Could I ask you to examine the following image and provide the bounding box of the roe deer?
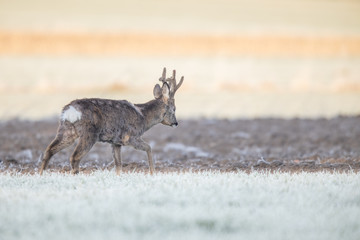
[39,68,184,175]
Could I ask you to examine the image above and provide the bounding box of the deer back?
[61,98,146,144]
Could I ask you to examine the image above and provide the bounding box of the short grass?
[0,171,359,240]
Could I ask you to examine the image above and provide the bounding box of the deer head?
[153,68,184,127]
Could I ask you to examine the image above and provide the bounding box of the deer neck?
[136,99,165,131]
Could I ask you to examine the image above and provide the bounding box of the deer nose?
[171,122,178,128]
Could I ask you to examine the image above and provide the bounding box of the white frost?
[164,143,210,158]
[15,149,33,162]
[61,106,82,123]
[0,171,359,240]
[231,131,250,139]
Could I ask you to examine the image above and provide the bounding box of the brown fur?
[39,68,183,175]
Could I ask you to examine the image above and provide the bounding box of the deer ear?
[153,84,162,99]
[162,83,170,101]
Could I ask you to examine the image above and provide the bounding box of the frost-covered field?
[0,171,359,240]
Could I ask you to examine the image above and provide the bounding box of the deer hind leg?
[70,132,97,174]
[130,138,154,174]
[39,125,78,175]
[112,144,122,175]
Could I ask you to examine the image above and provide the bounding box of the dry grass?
[1,31,360,57]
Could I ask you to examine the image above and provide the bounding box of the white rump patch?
[61,106,82,123]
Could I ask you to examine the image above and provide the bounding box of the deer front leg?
[130,138,154,174]
[112,144,122,175]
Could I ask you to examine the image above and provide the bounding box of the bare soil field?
[1,116,359,174]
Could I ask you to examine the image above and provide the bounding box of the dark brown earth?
[1,116,360,174]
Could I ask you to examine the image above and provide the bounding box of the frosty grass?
[0,171,359,240]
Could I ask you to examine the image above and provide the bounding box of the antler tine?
[174,76,184,93]
[159,67,167,83]
[166,70,177,94]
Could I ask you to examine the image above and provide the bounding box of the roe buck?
[39,68,184,175]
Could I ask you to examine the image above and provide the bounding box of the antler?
[159,67,167,84]
[159,67,184,98]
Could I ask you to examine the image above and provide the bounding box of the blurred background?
[0,0,359,119]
